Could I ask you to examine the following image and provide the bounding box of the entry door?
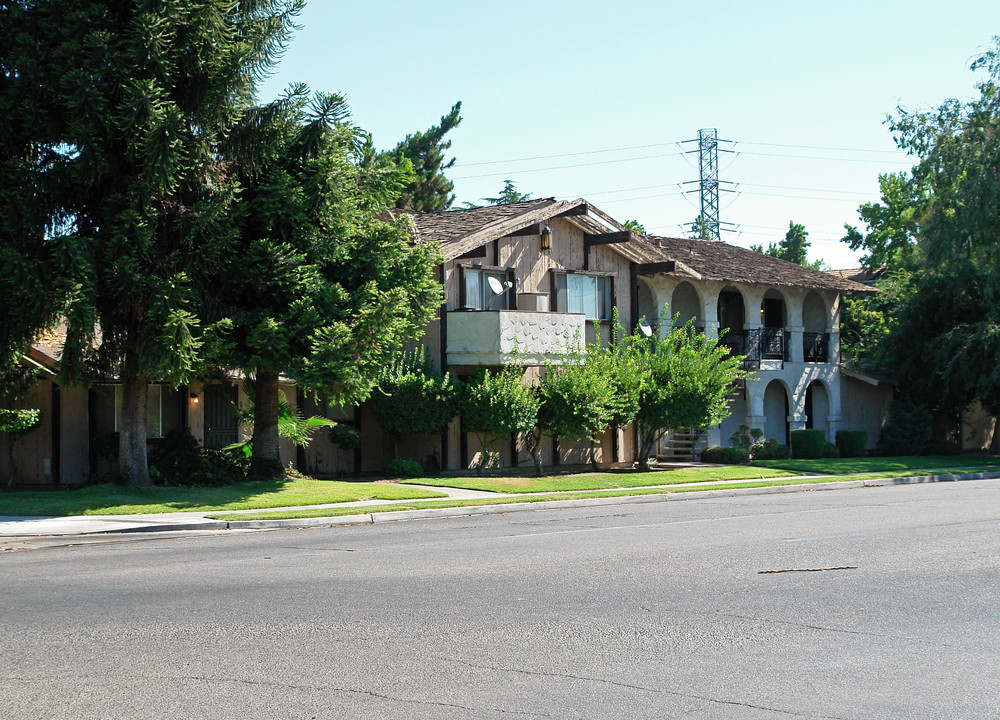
[204,385,239,449]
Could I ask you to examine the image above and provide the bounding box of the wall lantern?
[190,393,199,403]
[540,224,552,251]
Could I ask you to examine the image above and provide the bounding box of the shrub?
[790,429,826,459]
[924,438,961,456]
[835,430,868,458]
[823,442,841,458]
[877,399,931,455]
[752,438,790,460]
[701,446,750,464]
[147,428,247,486]
[386,458,424,478]
[328,423,362,451]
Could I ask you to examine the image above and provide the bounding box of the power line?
[452,151,687,180]
[736,140,906,155]
[453,141,687,167]
[735,150,911,165]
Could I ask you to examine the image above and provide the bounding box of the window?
[113,384,171,438]
[462,267,512,310]
[554,273,613,321]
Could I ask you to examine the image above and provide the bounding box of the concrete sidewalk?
[2,470,999,539]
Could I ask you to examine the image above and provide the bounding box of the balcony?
[446,309,585,366]
[803,332,830,363]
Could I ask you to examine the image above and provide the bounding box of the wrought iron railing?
[803,332,830,363]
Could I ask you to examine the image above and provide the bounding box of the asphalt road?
[3,479,1000,719]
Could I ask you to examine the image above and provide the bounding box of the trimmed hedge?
[823,442,841,458]
[924,439,961,456]
[835,430,868,458]
[752,438,790,461]
[386,458,424,477]
[790,429,826,459]
[701,446,750,464]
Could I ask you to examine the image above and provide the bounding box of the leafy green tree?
[751,221,824,268]
[536,350,617,470]
[373,348,461,461]
[0,408,42,488]
[689,216,711,240]
[370,102,462,212]
[626,321,747,469]
[844,38,1000,433]
[462,367,539,474]
[217,90,443,480]
[3,0,304,488]
[624,219,646,234]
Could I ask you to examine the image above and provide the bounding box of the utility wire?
[452,151,687,180]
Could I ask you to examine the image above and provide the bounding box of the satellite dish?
[488,276,511,295]
[488,276,505,295]
[638,318,653,337]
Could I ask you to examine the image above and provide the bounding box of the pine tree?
[373,102,462,212]
[2,0,303,488]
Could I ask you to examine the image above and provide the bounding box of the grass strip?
[209,467,1000,522]
[754,455,1000,475]
[0,478,447,517]
[399,465,795,493]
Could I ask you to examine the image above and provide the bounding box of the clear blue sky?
[258,2,1000,269]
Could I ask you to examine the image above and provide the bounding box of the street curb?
[222,470,1000,531]
[100,521,231,534]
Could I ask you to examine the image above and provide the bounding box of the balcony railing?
[803,332,830,363]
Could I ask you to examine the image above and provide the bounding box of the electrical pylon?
[698,128,720,241]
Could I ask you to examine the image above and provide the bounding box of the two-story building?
[3,196,883,485]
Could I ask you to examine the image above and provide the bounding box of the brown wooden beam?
[636,261,676,275]
[557,204,589,217]
[456,245,487,260]
[585,231,630,246]
[503,223,540,238]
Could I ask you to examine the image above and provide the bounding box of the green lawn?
[754,454,1000,475]
[400,465,795,494]
[211,466,1000,522]
[0,478,447,517]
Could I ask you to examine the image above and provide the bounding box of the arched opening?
[802,291,830,363]
[717,286,746,355]
[763,380,789,445]
[759,290,787,360]
[636,277,657,333]
[671,281,702,329]
[805,380,830,440]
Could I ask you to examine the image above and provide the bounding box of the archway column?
[787,324,805,363]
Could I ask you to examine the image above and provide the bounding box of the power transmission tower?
[698,128,720,241]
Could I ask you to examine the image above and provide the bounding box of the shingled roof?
[647,236,874,294]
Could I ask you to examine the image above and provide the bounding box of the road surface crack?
[432,657,848,719]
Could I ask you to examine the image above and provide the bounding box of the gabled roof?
[405,198,590,262]
[827,266,886,285]
[647,236,874,294]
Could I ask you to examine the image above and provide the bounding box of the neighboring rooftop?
[827,266,887,285]
[648,236,874,294]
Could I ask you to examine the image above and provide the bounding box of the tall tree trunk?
[248,366,284,481]
[119,373,150,489]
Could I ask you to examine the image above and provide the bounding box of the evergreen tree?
[482,179,532,206]
[218,89,443,480]
[373,102,462,212]
[2,0,303,488]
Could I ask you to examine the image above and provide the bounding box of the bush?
[147,428,247,486]
[790,429,826,459]
[701,446,750,464]
[835,430,868,458]
[752,438,790,460]
[328,423,362,451]
[877,399,931,455]
[924,438,961,456]
[823,442,841,458]
[386,458,424,478]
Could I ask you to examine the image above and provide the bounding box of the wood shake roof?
[647,236,874,294]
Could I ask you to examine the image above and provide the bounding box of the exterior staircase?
[657,427,705,462]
